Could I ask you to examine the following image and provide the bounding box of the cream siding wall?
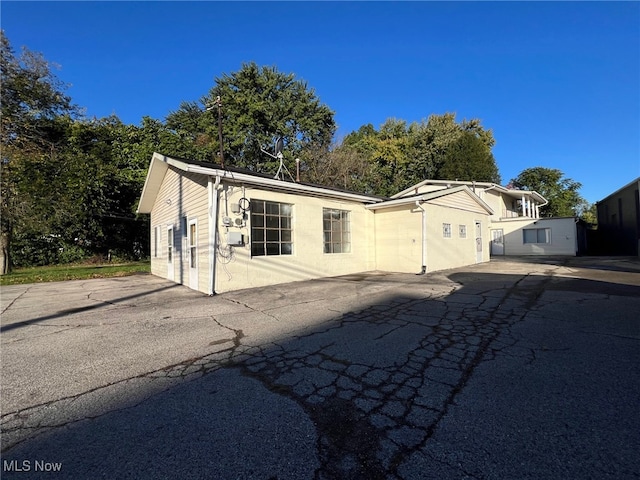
[425,203,489,271]
[429,190,489,215]
[479,190,506,221]
[374,205,422,273]
[146,167,498,294]
[213,184,376,293]
[373,199,490,274]
[493,217,577,255]
[150,167,209,293]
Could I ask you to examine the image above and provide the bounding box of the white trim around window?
[523,227,551,244]
[323,208,351,254]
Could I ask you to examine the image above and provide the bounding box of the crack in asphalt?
[1,268,564,477]
[228,271,556,479]
[0,319,247,452]
[0,286,33,316]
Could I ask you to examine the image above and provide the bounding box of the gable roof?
[391,179,494,198]
[391,178,547,205]
[366,185,494,215]
[137,153,383,214]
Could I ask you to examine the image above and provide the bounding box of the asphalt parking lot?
[1,256,639,479]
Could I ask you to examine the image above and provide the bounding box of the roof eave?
[368,186,494,215]
[137,153,381,209]
[183,164,380,203]
[136,153,170,214]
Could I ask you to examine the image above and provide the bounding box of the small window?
[251,200,293,256]
[443,223,452,238]
[523,228,550,244]
[189,222,197,267]
[459,225,467,238]
[167,226,173,262]
[154,226,161,257]
[323,208,351,254]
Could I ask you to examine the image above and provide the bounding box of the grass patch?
[0,261,151,286]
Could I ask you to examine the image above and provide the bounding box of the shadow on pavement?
[2,265,639,479]
[0,283,181,333]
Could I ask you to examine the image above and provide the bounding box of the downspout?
[416,201,427,274]
[208,175,221,295]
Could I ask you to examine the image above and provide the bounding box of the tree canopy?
[1,31,78,272]
[335,114,500,196]
[510,167,584,217]
[1,32,152,272]
[164,62,336,173]
[3,31,596,272]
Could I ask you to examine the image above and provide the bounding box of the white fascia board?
[391,179,495,199]
[498,187,547,205]
[368,185,494,214]
[366,195,428,210]
[137,152,380,213]
[182,163,381,204]
[136,152,170,214]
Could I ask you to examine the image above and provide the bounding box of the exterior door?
[475,221,483,263]
[491,229,505,256]
[188,219,198,290]
[167,226,174,281]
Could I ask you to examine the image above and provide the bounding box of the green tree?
[165,62,336,174]
[422,113,499,183]
[510,167,583,217]
[337,113,500,196]
[0,31,77,273]
[438,130,500,182]
[6,115,145,266]
[575,199,597,224]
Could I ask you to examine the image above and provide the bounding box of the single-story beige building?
[137,153,495,294]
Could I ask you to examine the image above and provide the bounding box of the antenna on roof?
[206,96,225,169]
[261,137,295,182]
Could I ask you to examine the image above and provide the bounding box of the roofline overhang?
[183,164,380,203]
[390,179,495,199]
[137,153,170,214]
[367,185,494,214]
[137,153,381,214]
[391,179,547,205]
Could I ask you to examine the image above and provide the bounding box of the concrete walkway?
[1,257,639,479]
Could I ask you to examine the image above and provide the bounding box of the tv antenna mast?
[261,137,295,182]
[205,96,225,169]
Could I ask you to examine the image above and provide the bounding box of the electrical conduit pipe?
[415,201,427,274]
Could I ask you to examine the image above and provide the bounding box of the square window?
[250,200,293,256]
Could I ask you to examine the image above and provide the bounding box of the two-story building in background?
[596,177,640,256]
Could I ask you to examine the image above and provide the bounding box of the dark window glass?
[251,200,293,256]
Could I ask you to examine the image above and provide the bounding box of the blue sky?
[2,1,638,203]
